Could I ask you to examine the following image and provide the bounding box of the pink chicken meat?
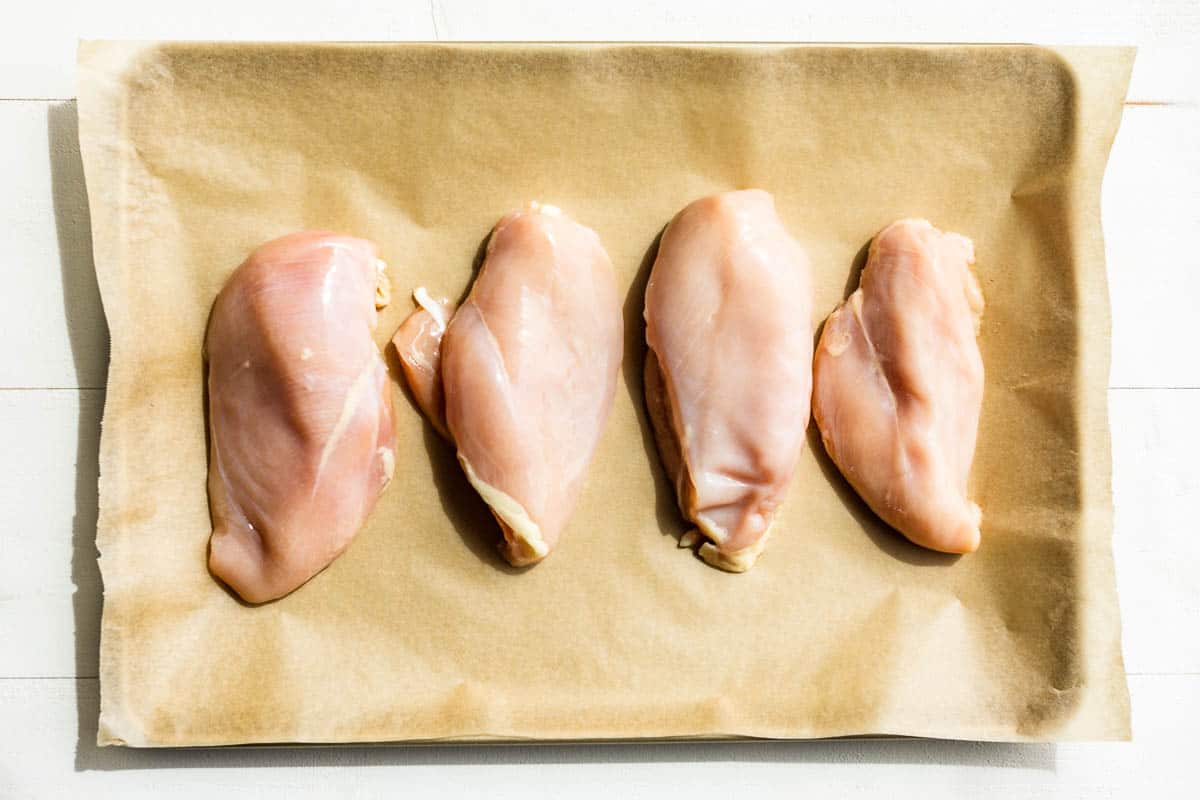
[812,219,985,554]
[393,203,622,567]
[206,231,395,603]
[643,190,814,572]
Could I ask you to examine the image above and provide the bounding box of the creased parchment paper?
[78,42,1133,746]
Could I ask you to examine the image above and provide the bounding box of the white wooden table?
[2,2,1197,797]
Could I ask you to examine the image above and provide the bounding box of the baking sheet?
[78,41,1133,745]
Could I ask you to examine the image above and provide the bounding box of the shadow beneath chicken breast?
[463,231,491,300]
[621,227,688,544]
[419,426,529,575]
[843,238,872,300]
[385,327,527,575]
[806,396,961,569]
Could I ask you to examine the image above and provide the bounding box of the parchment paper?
[78,42,1133,746]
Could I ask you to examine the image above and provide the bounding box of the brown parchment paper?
[78,42,1133,746]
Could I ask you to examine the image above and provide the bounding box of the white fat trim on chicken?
[378,446,395,486]
[312,357,378,493]
[697,524,773,573]
[527,201,562,217]
[692,512,729,546]
[457,453,549,560]
[374,257,391,310]
[413,287,450,329]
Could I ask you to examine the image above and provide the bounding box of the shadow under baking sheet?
[72,672,1056,771]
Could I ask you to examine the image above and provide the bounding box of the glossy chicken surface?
[644,190,814,572]
[206,231,395,603]
[813,219,985,554]
[394,203,622,566]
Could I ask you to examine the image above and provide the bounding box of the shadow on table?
[44,100,110,772]
[48,102,1054,777]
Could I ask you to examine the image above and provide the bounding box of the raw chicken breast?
[812,219,985,554]
[644,190,814,572]
[206,231,395,603]
[393,203,622,566]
